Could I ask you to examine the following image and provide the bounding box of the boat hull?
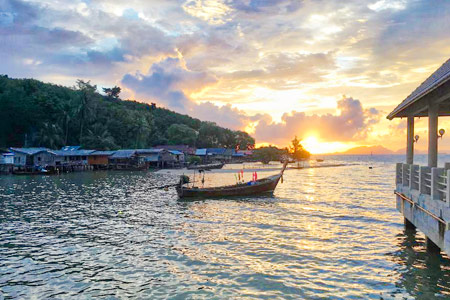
[177,174,282,198]
[187,163,224,170]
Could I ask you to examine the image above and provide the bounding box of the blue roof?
[110,150,136,158]
[136,149,163,154]
[90,151,116,156]
[169,150,183,155]
[60,146,81,151]
[195,149,207,156]
[388,58,450,119]
[207,148,226,155]
[53,150,95,156]
[9,147,50,155]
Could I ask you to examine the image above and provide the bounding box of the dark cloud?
[254,97,380,144]
[121,56,269,130]
[122,57,216,109]
[0,0,173,78]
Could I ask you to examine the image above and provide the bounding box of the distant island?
[327,145,428,155]
[0,75,255,150]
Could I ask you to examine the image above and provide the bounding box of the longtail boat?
[187,162,224,170]
[177,162,287,198]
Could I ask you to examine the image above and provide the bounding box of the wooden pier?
[388,58,450,255]
[395,163,450,253]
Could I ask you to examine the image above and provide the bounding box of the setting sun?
[301,136,355,154]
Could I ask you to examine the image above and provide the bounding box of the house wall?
[13,152,27,166]
[88,156,109,165]
[0,154,14,165]
[32,152,55,166]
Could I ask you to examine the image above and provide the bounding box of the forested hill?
[0,75,255,150]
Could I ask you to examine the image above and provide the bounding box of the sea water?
[1,155,450,299]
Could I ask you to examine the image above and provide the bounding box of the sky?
[1,0,450,153]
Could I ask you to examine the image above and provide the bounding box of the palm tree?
[36,123,64,149]
[83,123,117,150]
[75,80,97,144]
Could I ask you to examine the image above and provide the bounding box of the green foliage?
[0,76,256,150]
[102,86,121,99]
[290,136,310,160]
[188,155,201,165]
[166,124,198,145]
[253,146,288,164]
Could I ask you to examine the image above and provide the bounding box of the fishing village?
[2,1,450,299]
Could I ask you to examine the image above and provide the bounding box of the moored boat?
[187,162,224,170]
[177,162,287,198]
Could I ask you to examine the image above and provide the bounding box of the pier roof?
[387,58,450,119]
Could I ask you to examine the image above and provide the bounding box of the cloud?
[121,56,265,130]
[122,57,216,109]
[254,97,380,145]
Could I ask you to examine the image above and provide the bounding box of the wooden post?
[431,167,439,200]
[447,169,450,207]
[407,116,414,164]
[409,164,414,190]
[428,104,438,167]
[396,163,402,185]
[419,166,425,194]
[402,163,409,187]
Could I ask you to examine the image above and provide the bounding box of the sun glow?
[301,135,353,154]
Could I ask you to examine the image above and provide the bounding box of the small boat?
[316,159,324,162]
[177,162,287,198]
[187,162,224,170]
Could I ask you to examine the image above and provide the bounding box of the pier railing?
[396,163,450,206]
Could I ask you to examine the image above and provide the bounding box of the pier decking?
[395,163,450,253]
[388,58,450,255]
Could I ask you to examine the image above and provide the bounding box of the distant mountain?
[333,145,395,155]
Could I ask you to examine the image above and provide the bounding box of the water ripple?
[1,156,450,299]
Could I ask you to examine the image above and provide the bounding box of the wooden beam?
[407,117,414,164]
[428,103,438,167]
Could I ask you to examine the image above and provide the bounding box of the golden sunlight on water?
[1,155,450,299]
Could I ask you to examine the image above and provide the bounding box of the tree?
[82,123,117,150]
[75,80,97,144]
[166,124,198,146]
[103,86,121,100]
[253,146,288,164]
[35,122,64,149]
[290,136,310,160]
[0,76,257,151]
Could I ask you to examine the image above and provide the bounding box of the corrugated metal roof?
[168,150,183,155]
[388,58,450,119]
[207,148,226,155]
[136,148,163,154]
[90,151,116,156]
[195,149,207,156]
[110,150,136,158]
[9,147,50,155]
[53,150,95,156]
